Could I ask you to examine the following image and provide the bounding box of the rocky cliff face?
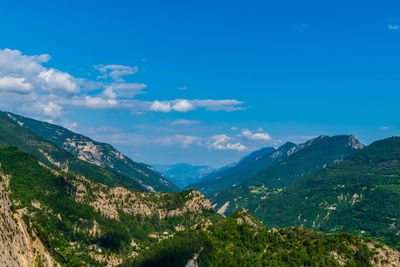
[71,174,212,221]
[0,171,57,267]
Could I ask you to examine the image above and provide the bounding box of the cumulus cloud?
[150,101,171,112]
[0,48,50,76]
[0,48,246,122]
[0,48,78,95]
[79,96,118,109]
[241,129,271,141]
[0,76,33,93]
[94,64,138,82]
[224,142,247,151]
[38,69,79,94]
[42,102,62,118]
[207,134,247,151]
[172,100,195,112]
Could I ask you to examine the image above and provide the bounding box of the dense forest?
[127,210,393,267]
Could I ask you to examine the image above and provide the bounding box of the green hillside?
[210,135,362,215]
[0,111,179,192]
[253,137,400,250]
[126,210,399,267]
[188,145,287,195]
[0,115,145,192]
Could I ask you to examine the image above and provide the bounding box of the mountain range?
[0,111,399,266]
[250,136,400,250]
[210,135,364,215]
[188,146,280,195]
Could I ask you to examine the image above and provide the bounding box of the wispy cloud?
[103,83,147,99]
[171,119,201,126]
[156,135,200,148]
[94,64,138,82]
[379,126,391,130]
[388,24,400,31]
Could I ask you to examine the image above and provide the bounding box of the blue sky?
[0,0,399,167]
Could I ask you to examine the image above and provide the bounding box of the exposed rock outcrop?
[0,172,58,267]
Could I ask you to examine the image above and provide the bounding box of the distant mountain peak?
[347,135,364,149]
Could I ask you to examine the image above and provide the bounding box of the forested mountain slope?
[0,111,179,192]
[126,210,400,267]
[0,114,145,192]
[188,145,286,195]
[0,145,217,266]
[252,137,400,250]
[211,135,363,215]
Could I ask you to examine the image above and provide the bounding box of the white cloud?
[207,134,247,151]
[171,119,201,126]
[38,69,79,94]
[61,95,118,109]
[103,83,147,99]
[172,100,195,112]
[103,87,117,98]
[94,64,138,82]
[149,99,244,113]
[224,142,247,151]
[61,121,78,130]
[0,49,78,95]
[231,126,238,131]
[241,129,271,141]
[150,101,171,112]
[388,24,400,30]
[0,48,246,122]
[42,102,62,118]
[0,48,50,76]
[178,86,188,90]
[83,96,118,109]
[0,76,33,93]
